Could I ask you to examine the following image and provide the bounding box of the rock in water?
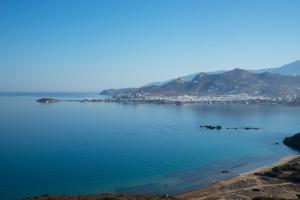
[200,125,222,130]
[283,132,300,151]
[36,98,59,103]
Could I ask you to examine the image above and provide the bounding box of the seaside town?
[37,94,300,105]
[78,94,299,105]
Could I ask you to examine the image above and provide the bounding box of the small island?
[36,98,59,103]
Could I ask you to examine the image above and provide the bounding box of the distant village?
[79,93,299,105]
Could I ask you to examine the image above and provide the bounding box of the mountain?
[100,68,300,97]
[143,60,300,87]
[143,70,226,87]
[252,60,300,76]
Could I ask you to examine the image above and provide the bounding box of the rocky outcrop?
[283,132,300,151]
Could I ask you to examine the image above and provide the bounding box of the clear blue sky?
[0,0,300,92]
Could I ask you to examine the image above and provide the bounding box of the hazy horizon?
[1,0,300,92]
[0,59,299,93]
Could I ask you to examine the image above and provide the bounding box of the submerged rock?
[226,127,260,130]
[221,169,230,173]
[201,125,259,131]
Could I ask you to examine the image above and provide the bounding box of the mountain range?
[144,60,300,87]
[100,60,300,97]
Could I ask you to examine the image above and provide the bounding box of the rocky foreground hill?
[100,69,300,97]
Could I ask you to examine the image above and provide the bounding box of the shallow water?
[0,93,298,200]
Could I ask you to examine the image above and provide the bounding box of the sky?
[0,0,300,92]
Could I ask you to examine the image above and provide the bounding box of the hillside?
[100,69,300,97]
[141,60,300,87]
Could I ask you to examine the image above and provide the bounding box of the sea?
[0,92,299,200]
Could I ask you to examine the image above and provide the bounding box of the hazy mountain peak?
[268,60,300,76]
[288,60,300,64]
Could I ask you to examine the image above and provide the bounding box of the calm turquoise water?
[0,93,299,200]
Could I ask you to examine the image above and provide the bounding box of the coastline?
[36,94,299,106]
[176,155,300,200]
[244,155,298,175]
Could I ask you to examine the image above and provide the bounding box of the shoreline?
[36,95,299,106]
[24,155,300,200]
[243,155,298,175]
[176,155,300,200]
